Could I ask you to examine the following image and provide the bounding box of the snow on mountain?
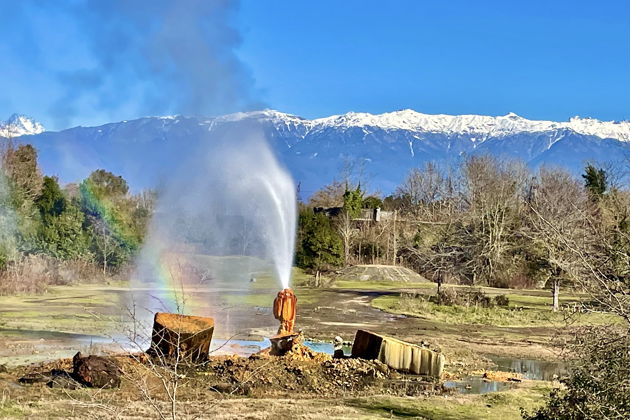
[230,109,630,142]
[0,114,45,137]
[10,109,630,196]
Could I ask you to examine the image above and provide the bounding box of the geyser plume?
[18,0,262,128]
[130,124,296,332]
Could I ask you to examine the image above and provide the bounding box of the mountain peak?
[1,114,45,137]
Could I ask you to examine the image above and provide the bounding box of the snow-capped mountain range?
[228,109,630,142]
[0,114,45,137]
[3,109,630,195]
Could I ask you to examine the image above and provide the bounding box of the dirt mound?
[200,343,439,398]
[336,265,429,283]
[13,346,440,399]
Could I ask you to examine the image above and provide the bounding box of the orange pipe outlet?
[273,288,297,335]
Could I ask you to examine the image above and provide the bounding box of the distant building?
[314,207,395,223]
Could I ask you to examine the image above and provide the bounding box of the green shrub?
[523,328,629,419]
[494,295,510,307]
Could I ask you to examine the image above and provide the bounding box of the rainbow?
[79,180,138,253]
[130,237,217,317]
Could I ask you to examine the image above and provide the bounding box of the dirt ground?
[0,265,571,419]
[296,288,559,363]
[1,343,551,420]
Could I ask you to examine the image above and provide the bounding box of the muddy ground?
[0,265,572,418]
[0,283,560,367]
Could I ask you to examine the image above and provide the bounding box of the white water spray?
[131,124,296,324]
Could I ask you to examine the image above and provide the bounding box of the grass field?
[371,293,619,327]
[349,382,552,420]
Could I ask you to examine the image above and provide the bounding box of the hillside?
[5,109,630,195]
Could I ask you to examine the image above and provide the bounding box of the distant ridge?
[4,109,630,195]
[219,109,630,142]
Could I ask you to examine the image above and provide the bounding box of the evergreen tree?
[34,176,87,259]
[582,164,608,198]
[342,185,363,217]
[80,170,138,272]
[362,195,383,209]
[36,176,65,216]
[296,210,343,270]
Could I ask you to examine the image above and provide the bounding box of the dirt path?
[295,288,558,363]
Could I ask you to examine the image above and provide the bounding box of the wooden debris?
[148,312,214,364]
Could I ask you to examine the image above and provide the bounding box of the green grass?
[0,400,26,418]
[505,293,583,310]
[222,287,318,308]
[0,284,123,335]
[349,383,553,419]
[372,294,619,327]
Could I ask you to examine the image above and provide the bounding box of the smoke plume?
[49,0,262,126]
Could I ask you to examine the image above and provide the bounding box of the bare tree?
[336,210,355,266]
[526,166,630,317]
[395,162,446,218]
[308,180,347,208]
[90,218,117,274]
[461,156,531,286]
[526,167,588,310]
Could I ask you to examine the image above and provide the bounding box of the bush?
[430,287,495,308]
[430,288,459,305]
[0,255,54,295]
[0,255,118,295]
[494,295,510,307]
[523,327,630,419]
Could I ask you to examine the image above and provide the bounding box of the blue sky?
[1,0,629,129]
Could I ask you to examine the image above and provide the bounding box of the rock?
[48,370,81,389]
[148,312,214,364]
[73,352,121,388]
[0,364,8,373]
[210,382,252,396]
[18,373,49,385]
[333,335,345,359]
[351,330,445,378]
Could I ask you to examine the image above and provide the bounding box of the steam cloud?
[129,123,297,337]
[48,0,262,126]
[8,0,299,340]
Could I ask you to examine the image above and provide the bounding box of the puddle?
[0,327,105,342]
[210,338,352,356]
[444,356,566,395]
[0,326,353,367]
[444,377,515,394]
[489,356,566,381]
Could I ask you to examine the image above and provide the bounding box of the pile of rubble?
[200,343,439,398]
